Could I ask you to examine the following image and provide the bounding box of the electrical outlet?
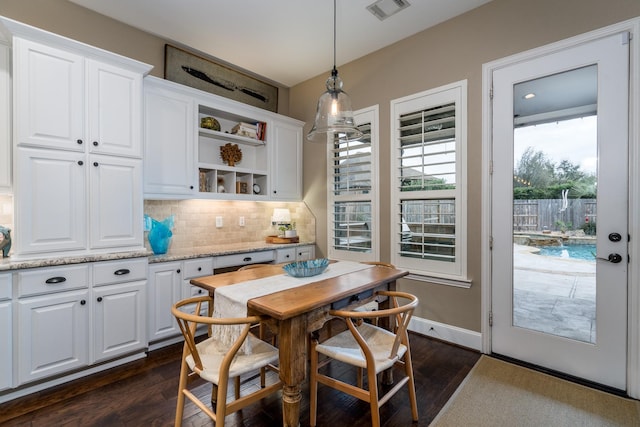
[239,216,245,226]
[216,216,223,228]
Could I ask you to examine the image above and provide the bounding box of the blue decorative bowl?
[283,258,329,278]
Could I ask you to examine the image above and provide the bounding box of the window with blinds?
[328,107,379,261]
[391,81,467,280]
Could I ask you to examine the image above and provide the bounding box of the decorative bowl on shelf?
[283,258,329,278]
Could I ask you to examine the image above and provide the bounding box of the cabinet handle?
[77,139,83,145]
[78,160,84,166]
[243,257,252,262]
[114,269,130,276]
[80,300,86,305]
[93,141,99,146]
[45,276,67,284]
[93,162,99,167]
[97,297,103,302]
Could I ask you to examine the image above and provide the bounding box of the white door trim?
[481,17,640,397]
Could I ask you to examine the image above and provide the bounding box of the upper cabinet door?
[87,60,142,158]
[0,43,10,193]
[15,147,87,255]
[271,119,302,201]
[14,38,84,151]
[143,81,196,196]
[89,155,143,250]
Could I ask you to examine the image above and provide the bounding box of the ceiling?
[68,0,493,87]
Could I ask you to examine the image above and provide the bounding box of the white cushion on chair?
[315,323,407,373]
[186,334,279,384]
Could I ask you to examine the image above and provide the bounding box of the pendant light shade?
[307,0,363,142]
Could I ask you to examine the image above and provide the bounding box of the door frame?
[481,17,640,398]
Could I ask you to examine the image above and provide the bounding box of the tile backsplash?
[143,199,315,251]
[0,197,315,257]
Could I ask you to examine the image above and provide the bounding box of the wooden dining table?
[190,262,409,427]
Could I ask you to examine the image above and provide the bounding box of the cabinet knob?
[93,141,99,146]
[78,160,84,166]
[97,297,103,302]
[190,185,194,190]
[273,190,277,194]
[197,267,202,271]
[77,139,83,145]
[93,162,99,167]
[176,269,181,274]
[80,300,86,305]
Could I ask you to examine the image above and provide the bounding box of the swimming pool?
[537,244,596,260]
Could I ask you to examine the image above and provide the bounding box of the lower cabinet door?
[18,290,90,384]
[0,301,12,391]
[148,262,182,341]
[93,280,147,363]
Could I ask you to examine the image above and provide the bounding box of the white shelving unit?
[197,105,269,198]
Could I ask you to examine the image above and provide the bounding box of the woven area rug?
[430,355,640,426]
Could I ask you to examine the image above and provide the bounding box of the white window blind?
[328,106,379,261]
[391,82,467,280]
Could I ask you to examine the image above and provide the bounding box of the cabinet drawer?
[182,257,214,279]
[93,258,147,286]
[18,264,90,297]
[0,273,10,300]
[215,250,275,269]
[276,248,296,263]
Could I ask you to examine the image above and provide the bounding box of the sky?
[514,115,598,175]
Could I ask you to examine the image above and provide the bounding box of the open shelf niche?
[197,104,268,198]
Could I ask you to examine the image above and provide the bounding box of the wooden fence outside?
[513,199,596,232]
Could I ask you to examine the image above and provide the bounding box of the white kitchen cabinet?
[143,77,196,197]
[270,119,303,201]
[14,38,84,152]
[0,273,12,391]
[4,20,152,259]
[87,59,143,157]
[276,247,296,263]
[14,39,143,156]
[14,147,87,255]
[296,245,315,261]
[0,43,11,193]
[142,75,303,201]
[148,262,183,342]
[181,257,214,299]
[16,264,90,384]
[89,155,143,250]
[18,289,90,384]
[92,258,147,363]
[181,257,214,317]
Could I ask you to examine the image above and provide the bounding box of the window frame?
[390,81,468,283]
[327,105,380,262]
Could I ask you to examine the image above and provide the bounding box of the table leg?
[277,316,307,427]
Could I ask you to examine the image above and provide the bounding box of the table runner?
[212,261,373,353]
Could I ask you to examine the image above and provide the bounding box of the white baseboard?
[409,316,482,351]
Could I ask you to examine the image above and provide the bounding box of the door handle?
[597,253,623,263]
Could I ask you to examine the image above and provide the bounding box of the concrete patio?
[512,244,596,343]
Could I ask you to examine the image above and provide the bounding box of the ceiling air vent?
[367,0,411,21]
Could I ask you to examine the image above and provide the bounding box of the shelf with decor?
[196,103,270,198]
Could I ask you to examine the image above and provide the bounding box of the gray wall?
[2,0,640,332]
[288,0,640,331]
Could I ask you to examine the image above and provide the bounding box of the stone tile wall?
[143,199,316,251]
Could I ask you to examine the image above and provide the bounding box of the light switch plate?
[216,216,223,228]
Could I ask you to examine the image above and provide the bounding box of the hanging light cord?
[332,0,337,75]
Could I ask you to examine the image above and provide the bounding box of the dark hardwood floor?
[0,329,480,426]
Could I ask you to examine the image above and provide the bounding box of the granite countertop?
[0,240,315,272]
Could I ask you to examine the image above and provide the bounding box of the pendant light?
[307,0,363,142]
